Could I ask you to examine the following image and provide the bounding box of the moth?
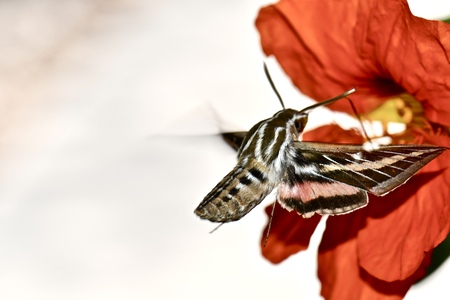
[194,73,446,223]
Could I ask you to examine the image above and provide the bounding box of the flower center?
[364,93,447,144]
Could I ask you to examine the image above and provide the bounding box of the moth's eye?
[294,121,301,130]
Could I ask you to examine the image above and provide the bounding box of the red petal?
[256,0,450,125]
[357,135,450,281]
[354,1,450,126]
[261,203,321,263]
[303,124,364,144]
[319,214,432,299]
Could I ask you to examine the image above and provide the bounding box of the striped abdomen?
[194,159,274,222]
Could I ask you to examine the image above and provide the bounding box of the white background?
[0,0,449,299]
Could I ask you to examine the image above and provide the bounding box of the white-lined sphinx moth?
[194,85,446,223]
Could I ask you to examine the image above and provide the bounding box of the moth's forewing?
[289,142,447,196]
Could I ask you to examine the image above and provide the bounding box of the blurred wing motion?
[222,132,247,151]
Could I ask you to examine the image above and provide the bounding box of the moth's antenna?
[345,97,372,144]
[299,88,356,114]
[263,198,277,247]
[264,62,285,110]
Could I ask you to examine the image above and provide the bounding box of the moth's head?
[270,109,309,139]
[287,88,356,138]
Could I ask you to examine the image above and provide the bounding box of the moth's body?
[195,99,446,223]
[196,109,305,222]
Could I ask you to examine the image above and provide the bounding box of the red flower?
[255,0,450,299]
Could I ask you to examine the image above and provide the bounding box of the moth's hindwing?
[195,159,274,222]
[277,179,368,218]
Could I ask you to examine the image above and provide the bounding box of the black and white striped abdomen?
[194,159,275,222]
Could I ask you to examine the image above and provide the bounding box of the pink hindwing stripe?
[278,181,360,203]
